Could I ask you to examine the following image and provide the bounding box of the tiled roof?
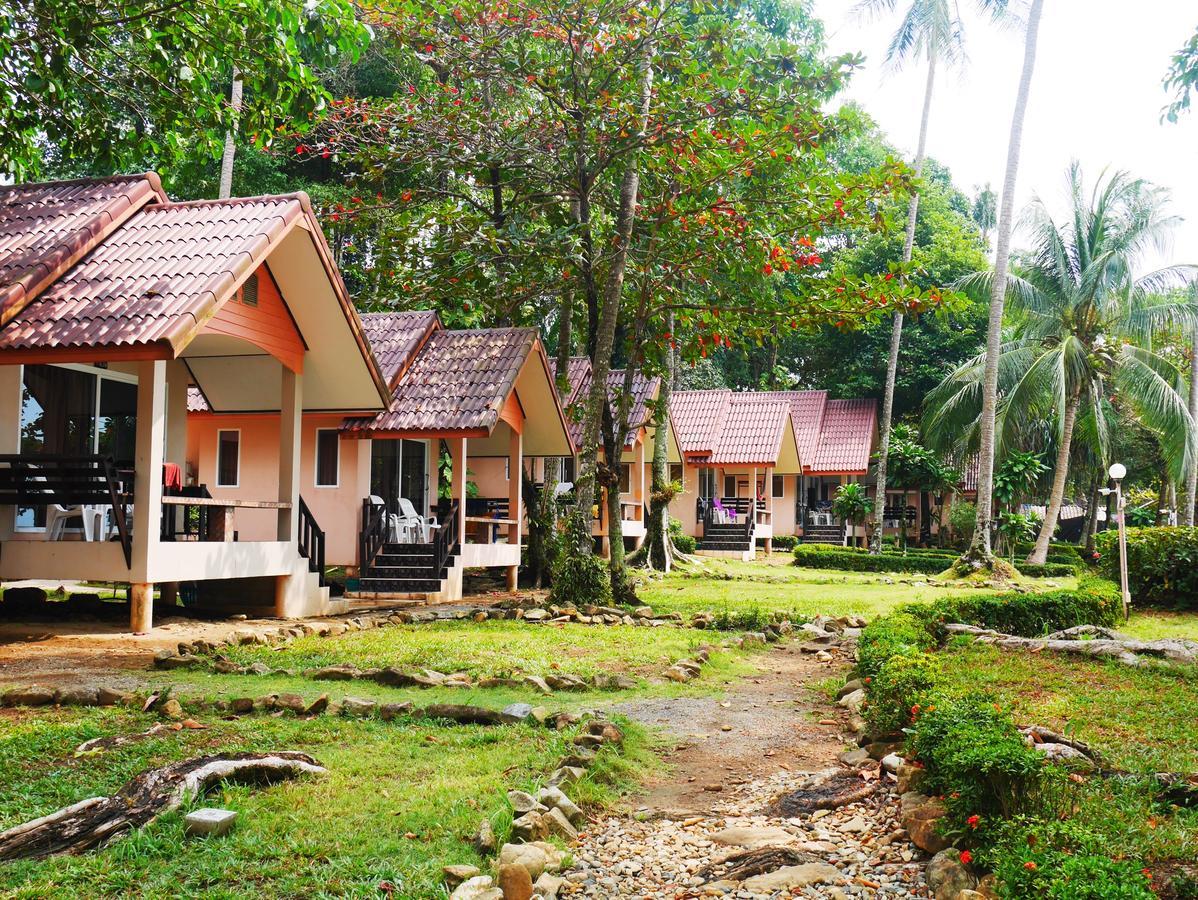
[670,390,732,455]
[784,390,828,464]
[553,356,659,449]
[0,195,304,355]
[187,385,210,413]
[346,328,537,434]
[809,398,876,474]
[709,396,791,465]
[359,310,440,386]
[0,173,167,328]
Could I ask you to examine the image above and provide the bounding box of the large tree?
[0,0,367,178]
[926,165,1197,565]
[965,0,1045,571]
[853,0,1010,554]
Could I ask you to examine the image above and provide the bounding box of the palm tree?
[972,183,997,248]
[1184,295,1198,526]
[856,0,1011,555]
[927,165,1197,565]
[967,0,1045,569]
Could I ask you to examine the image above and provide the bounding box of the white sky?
[812,0,1198,273]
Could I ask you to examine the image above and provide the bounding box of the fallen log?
[696,846,820,881]
[0,751,326,860]
[943,624,1198,666]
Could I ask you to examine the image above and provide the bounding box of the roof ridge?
[0,172,167,202]
[155,192,306,210]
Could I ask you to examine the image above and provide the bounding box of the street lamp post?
[1109,463,1130,622]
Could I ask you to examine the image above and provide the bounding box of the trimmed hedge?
[1012,562,1081,579]
[1096,526,1198,610]
[770,534,797,551]
[795,544,1077,578]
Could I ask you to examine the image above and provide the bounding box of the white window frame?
[216,429,241,488]
[314,428,340,489]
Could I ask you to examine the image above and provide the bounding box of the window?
[217,430,240,487]
[772,475,785,498]
[724,475,736,498]
[698,467,717,498]
[619,463,631,494]
[241,273,259,307]
[315,429,339,487]
[669,464,683,486]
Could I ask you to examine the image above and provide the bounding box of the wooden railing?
[433,499,460,576]
[297,496,326,587]
[697,496,755,542]
[160,484,212,541]
[359,498,388,572]
[0,454,132,567]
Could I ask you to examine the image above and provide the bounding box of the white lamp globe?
[1108,463,1127,481]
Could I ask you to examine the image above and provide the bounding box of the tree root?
[0,751,326,860]
[945,624,1198,666]
[696,846,820,881]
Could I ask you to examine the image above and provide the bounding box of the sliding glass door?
[370,439,428,517]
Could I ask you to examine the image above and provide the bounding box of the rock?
[976,874,1000,898]
[536,786,583,824]
[496,863,534,900]
[155,652,204,670]
[473,819,498,855]
[927,848,979,898]
[1036,742,1096,768]
[532,873,564,899]
[836,678,863,699]
[379,701,414,721]
[587,720,624,744]
[507,790,547,815]
[183,808,237,837]
[590,673,636,690]
[230,697,255,714]
[55,685,100,706]
[958,893,987,900]
[557,750,594,770]
[837,747,871,768]
[444,864,481,886]
[741,863,844,892]
[544,674,587,692]
[273,693,306,714]
[523,675,553,695]
[633,606,654,618]
[897,761,927,794]
[837,688,865,713]
[881,752,904,773]
[547,766,585,787]
[523,609,550,621]
[710,826,797,850]
[542,807,578,843]
[340,696,377,717]
[423,704,513,726]
[310,665,360,681]
[302,694,329,717]
[247,662,272,676]
[96,686,131,706]
[160,698,185,720]
[449,875,503,900]
[839,816,868,833]
[901,792,950,854]
[511,812,549,842]
[498,843,550,879]
[663,666,692,682]
[502,703,534,721]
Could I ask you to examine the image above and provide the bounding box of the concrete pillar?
[0,365,22,540]
[165,361,189,469]
[451,436,468,541]
[506,565,518,591]
[507,425,522,545]
[277,368,302,542]
[130,360,167,631]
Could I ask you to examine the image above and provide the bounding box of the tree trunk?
[217,74,243,200]
[0,752,325,860]
[1184,316,1198,527]
[871,51,936,554]
[1083,472,1102,556]
[966,0,1045,566]
[1028,390,1080,565]
[572,42,654,554]
[646,314,677,571]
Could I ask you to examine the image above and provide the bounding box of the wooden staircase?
[358,541,460,594]
[698,521,754,553]
[802,523,845,545]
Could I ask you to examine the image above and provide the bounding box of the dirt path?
[612,639,852,816]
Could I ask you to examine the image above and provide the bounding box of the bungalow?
[0,173,391,630]
[190,312,573,602]
[668,390,803,558]
[532,357,680,556]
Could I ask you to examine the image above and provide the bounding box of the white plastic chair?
[398,497,438,543]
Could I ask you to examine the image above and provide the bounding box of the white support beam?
[277,369,302,542]
[508,425,522,546]
[451,436,468,542]
[130,359,167,631]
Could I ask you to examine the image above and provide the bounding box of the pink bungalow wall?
[188,413,365,566]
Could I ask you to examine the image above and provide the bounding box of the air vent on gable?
[242,273,259,307]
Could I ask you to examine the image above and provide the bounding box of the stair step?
[366,565,449,580]
[698,541,752,551]
[358,578,446,593]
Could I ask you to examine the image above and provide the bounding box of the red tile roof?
[359,310,440,387]
[0,195,305,355]
[0,173,167,328]
[345,328,538,434]
[808,398,876,474]
[671,388,876,472]
[552,356,659,449]
[710,396,792,465]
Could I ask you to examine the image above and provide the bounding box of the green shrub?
[1014,562,1078,578]
[865,652,941,736]
[989,819,1155,899]
[856,611,936,681]
[913,576,1120,637]
[1096,526,1198,610]
[710,604,799,632]
[793,546,951,575]
[549,550,611,606]
[668,517,697,554]
[771,534,797,552]
[907,695,1044,823]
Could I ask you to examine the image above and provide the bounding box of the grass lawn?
[1122,609,1198,642]
[637,555,1070,621]
[0,704,652,898]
